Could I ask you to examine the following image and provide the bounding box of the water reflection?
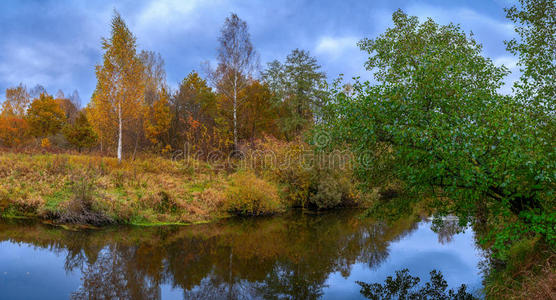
[0,210,481,299]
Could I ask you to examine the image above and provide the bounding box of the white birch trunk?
[117,100,122,163]
[233,74,238,151]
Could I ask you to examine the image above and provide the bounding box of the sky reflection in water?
[0,210,484,299]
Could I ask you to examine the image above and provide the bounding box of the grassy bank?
[0,153,228,225]
[0,149,370,226]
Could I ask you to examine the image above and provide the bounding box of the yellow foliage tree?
[2,84,30,117]
[144,87,171,146]
[26,93,65,138]
[89,11,144,162]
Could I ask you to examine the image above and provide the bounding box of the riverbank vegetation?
[320,1,555,298]
[0,0,553,298]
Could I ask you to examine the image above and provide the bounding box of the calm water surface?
[0,210,484,299]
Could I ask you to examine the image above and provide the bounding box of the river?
[0,209,484,299]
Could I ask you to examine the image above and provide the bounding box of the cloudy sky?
[0,0,520,104]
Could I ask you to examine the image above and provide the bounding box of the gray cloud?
[0,0,519,103]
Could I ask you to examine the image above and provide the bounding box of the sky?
[0,0,521,105]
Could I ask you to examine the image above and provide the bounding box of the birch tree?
[90,11,144,162]
[214,13,257,151]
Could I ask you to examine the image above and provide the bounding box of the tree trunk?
[117,100,122,163]
[233,74,238,152]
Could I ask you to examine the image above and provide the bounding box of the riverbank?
[0,151,371,226]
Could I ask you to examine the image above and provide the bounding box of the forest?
[0,0,554,298]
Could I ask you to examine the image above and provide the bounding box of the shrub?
[41,138,51,149]
[52,175,113,226]
[247,137,359,210]
[309,166,355,209]
[224,171,283,216]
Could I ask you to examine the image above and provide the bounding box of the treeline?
[0,12,326,160]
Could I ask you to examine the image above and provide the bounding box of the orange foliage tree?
[0,116,30,147]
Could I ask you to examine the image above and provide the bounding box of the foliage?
[246,137,361,210]
[237,80,279,141]
[143,87,171,147]
[323,9,555,258]
[26,93,66,137]
[213,13,257,150]
[40,138,51,149]
[170,71,228,154]
[1,83,30,117]
[89,11,145,161]
[0,116,30,147]
[505,0,555,116]
[262,49,326,139]
[63,112,98,152]
[224,171,283,216]
[357,269,477,300]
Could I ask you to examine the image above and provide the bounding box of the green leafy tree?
[63,112,97,152]
[323,10,554,257]
[505,0,555,116]
[262,49,326,140]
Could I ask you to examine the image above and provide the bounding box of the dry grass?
[0,152,229,225]
[485,240,556,300]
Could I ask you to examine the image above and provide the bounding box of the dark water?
[0,210,484,299]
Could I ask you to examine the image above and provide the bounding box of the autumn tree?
[213,13,258,151]
[54,90,79,122]
[144,87,171,147]
[171,72,225,153]
[0,84,31,146]
[0,116,30,147]
[140,50,167,106]
[262,49,326,139]
[89,11,144,162]
[63,111,97,152]
[26,93,66,137]
[2,84,30,117]
[139,50,168,151]
[238,80,278,141]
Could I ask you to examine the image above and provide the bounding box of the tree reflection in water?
[0,210,421,299]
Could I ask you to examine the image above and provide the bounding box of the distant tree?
[262,49,326,139]
[69,90,81,110]
[213,13,258,151]
[238,80,279,141]
[54,91,79,122]
[63,112,97,152]
[29,84,47,99]
[144,87,171,147]
[173,72,218,127]
[2,84,30,117]
[26,93,65,137]
[171,72,227,153]
[0,116,30,147]
[139,50,167,106]
[138,50,168,151]
[89,11,145,162]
